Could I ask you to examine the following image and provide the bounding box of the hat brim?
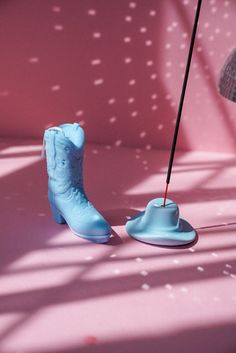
[126,212,196,246]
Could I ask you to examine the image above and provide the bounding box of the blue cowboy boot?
[42,123,111,243]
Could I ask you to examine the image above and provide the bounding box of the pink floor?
[1,138,236,353]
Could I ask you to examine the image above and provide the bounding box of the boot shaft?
[43,124,85,195]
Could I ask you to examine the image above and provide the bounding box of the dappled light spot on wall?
[124,36,131,43]
[108,98,116,104]
[149,10,156,17]
[124,57,132,64]
[139,131,147,138]
[114,139,122,147]
[28,57,39,64]
[165,43,172,49]
[53,24,63,31]
[87,9,96,16]
[131,111,138,117]
[92,32,101,39]
[128,97,135,104]
[152,105,158,111]
[92,149,98,155]
[128,79,136,86]
[150,73,157,80]
[129,2,137,9]
[50,85,61,92]
[146,60,154,66]
[51,5,61,13]
[75,110,84,117]
[145,40,152,46]
[140,26,147,33]
[109,116,117,124]
[125,16,132,22]
[145,144,152,150]
[91,58,102,65]
[93,78,104,86]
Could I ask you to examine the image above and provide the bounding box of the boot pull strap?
[41,126,64,159]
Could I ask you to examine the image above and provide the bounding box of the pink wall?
[0,0,235,152]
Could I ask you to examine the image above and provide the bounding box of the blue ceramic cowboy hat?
[126,198,196,246]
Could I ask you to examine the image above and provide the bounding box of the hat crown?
[141,198,179,231]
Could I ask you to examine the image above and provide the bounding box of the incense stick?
[163,0,202,207]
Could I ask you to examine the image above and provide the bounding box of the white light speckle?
[129,2,136,9]
[115,140,122,147]
[141,283,150,290]
[124,57,132,64]
[128,97,135,103]
[223,270,229,276]
[211,252,218,257]
[88,9,96,16]
[54,24,63,31]
[145,40,152,46]
[180,287,188,293]
[140,131,147,138]
[52,6,61,13]
[85,256,93,261]
[113,269,121,275]
[129,79,136,86]
[29,57,39,63]
[91,59,101,65]
[51,85,61,91]
[93,32,101,38]
[140,27,147,33]
[189,248,195,253]
[146,61,153,67]
[131,111,138,117]
[225,264,232,269]
[135,257,143,263]
[108,98,116,104]
[75,110,84,117]
[140,270,149,276]
[149,10,156,16]
[109,116,117,123]
[125,16,132,22]
[124,36,131,43]
[93,78,104,85]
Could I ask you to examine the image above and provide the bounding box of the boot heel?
[50,203,66,224]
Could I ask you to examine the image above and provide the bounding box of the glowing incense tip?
[163,183,169,207]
